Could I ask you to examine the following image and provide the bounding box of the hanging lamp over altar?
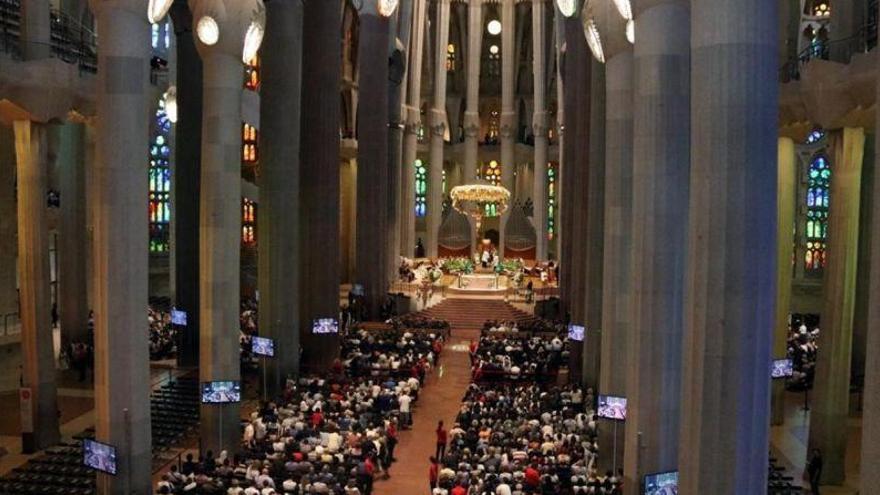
[449,183,512,235]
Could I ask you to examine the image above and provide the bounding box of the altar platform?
[446,273,509,297]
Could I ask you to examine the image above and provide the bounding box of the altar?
[448,273,509,296]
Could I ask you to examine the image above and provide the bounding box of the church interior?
[0,0,878,493]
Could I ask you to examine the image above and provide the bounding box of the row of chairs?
[0,376,200,494]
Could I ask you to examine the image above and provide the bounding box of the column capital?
[189,0,265,60]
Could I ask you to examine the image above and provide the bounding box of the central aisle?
[373,337,473,494]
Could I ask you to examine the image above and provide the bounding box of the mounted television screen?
[567,324,585,342]
[351,284,365,296]
[644,470,678,495]
[170,309,187,326]
[313,318,339,334]
[771,358,794,379]
[83,439,118,475]
[597,395,628,421]
[201,381,241,404]
[252,336,275,357]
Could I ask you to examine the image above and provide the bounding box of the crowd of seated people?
[149,306,178,360]
[389,315,451,335]
[470,333,568,384]
[481,319,564,336]
[787,323,819,391]
[430,382,619,495]
[341,327,443,381]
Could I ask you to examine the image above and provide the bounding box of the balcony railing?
[1,0,97,73]
[780,17,878,82]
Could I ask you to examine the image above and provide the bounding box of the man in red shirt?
[435,420,448,460]
[428,456,439,491]
[524,464,541,488]
[451,483,466,495]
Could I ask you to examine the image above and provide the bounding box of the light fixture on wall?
[196,16,220,45]
[555,0,576,17]
[378,0,399,17]
[487,19,502,35]
[147,0,173,23]
[584,18,605,63]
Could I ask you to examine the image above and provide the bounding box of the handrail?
[780,20,878,82]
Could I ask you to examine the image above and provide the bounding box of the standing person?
[807,448,823,494]
[428,456,439,492]
[358,455,375,495]
[398,392,412,429]
[435,420,447,461]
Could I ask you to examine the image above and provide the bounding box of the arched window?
[805,153,831,272]
[242,199,256,246]
[242,123,258,181]
[804,0,831,17]
[149,97,172,253]
[415,159,427,217]
[547,162,556,240]
[479,160,501,217]
[446,43,456,72]
[244,54,260,91]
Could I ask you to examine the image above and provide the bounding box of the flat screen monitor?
[170,309,187,326]
[597,394,628,421]
[201,381,241,404]
[644,471,678,495]
[83,439,118,475]
[771,358,794,379]
[252,336,275,357]
[567,324,585,342]
[312,318,339,334]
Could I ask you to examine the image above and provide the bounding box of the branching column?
[427,0,450,258]
[678,0,778,491]
[400,0,427,257]
[89,0,153,489]
[463,0,482,185]
[498,0,515,257]
[532,0,548,261]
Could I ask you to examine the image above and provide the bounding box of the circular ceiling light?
[489,44,499,55]
[487,19,502,36]
[612,0,633,21]
[196,16,219,46]
[147,0,173,23]
[626,19,635,44]
[242,20,265,63]
[584,18,605,63]
[555,0,576,17]
[378,0,399,17]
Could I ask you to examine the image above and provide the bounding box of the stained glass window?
[805,153,831,272]
[245,54,260,91]
[805,129,825,144]
[149,97,172,253]
[242,123,258,163]
[547,162,556,240]
[479,160,502,217]
[242,199,256,246]
[446,44,456,72]
[442,169,447,195]
[415,159,427,217]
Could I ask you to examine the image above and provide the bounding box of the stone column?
[300,0,341,370]
[463,0,481,184]
[427,0,450,259]
[13,120,60,453]
[808,127,866,485]
[57,122,89,345]
[599,48,633,472]
[170,1,202,369]
[0,126,17,319]
[88,0,153,489]
[388,0,413,276]
[498,0,515,257]
[190,0,263,454]
[772,137,796,425]
[259,0,302,395]
[400,0,426,257]
[678,0,777,491]
[532,0,548,261]
[20,0,51,60]
[356,2,390,317]
[860,64,880,494]
[623,1,689,492]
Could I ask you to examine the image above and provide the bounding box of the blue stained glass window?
[149,97,172,252]
[547,163,556,240]
[415,159,427,217]
[805,153,830,271]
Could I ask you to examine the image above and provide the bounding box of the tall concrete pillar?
[170,1,202,369]
[13,120,60,453]
[190,0,263,454]
[860,62,880,494]
[623,2,689,492]
[388,0,413,277]
[57,122,89,345]
[808,127,866,485]
[772,137,796,425]
[463,0,482,184]
[0,126,17,318]
[259,0,302,395]
[532,0,548,261]
[88,0,153,489]
[427,0,450,259]
[498,0,515,257]
[300,0,341,370]
[599,47,633,472]
[20,0,51,60]
[678,0,777,491]
[356,2,391,317]
[400,0,426,257]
